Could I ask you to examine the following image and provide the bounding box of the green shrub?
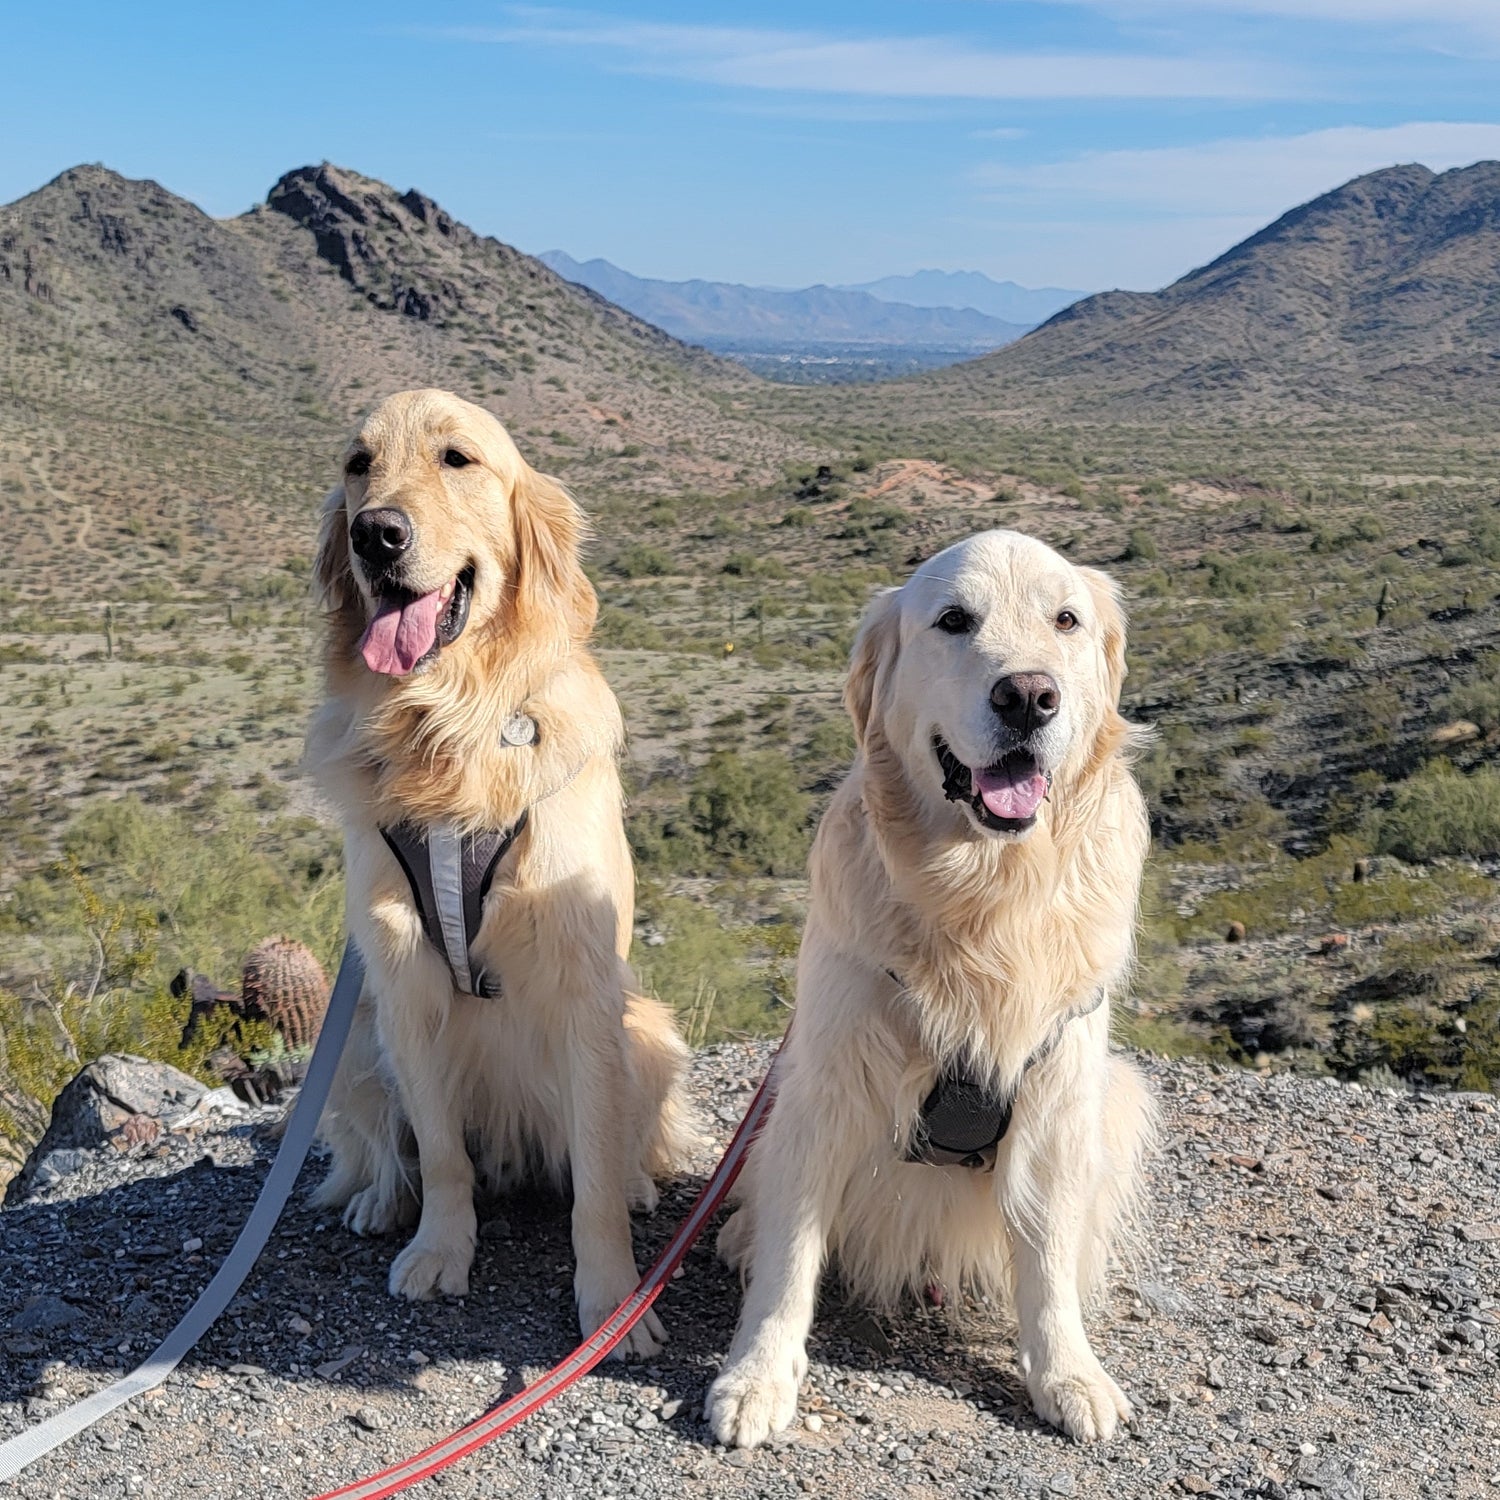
[798,715,856,787]
[723,553,789,580]
[0,819,325,1162]
[1378,763,1500,862]
[594,605,667,651]
[631,890,784,1045]
[630,750,812,880]
[687,751,812,876]
[1200,549,1283,598]
[610,544,672,579]
[1438,655,1500,730]
[1223,600,1289,652]
[1339,988,1499,1093]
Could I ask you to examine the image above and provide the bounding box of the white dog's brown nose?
[991,672,1060,735]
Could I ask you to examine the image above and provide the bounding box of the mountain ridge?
[838,268,1084,324]
[538,250,1033,351]
[0,161,799,592]
[940,159,1500,418]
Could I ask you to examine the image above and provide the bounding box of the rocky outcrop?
[266,163,468,322]
[4,1054,204,1205]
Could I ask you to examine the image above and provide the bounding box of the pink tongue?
[358,589,444,676]
[974,764,1049,821]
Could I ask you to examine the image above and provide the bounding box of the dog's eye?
[442,449,473,469]
[345,451,370,478]
[1055,610,1080,633]
[935,606,974,635]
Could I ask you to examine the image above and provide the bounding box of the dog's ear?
[844,588,901,745]
[1080,565,1128,705]
[511,462,598,641]
[313,485,357,616]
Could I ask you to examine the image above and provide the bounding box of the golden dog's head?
[316,389,595,682]
[846,530,1130,840]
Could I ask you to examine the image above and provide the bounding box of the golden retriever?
[706,530,1153,1443]
[307,389,692,1356]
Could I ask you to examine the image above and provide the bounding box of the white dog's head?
[845,531,1129,840]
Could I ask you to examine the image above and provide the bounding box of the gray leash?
[0,939,365,1483]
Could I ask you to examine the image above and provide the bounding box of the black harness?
[893,973,1105,1171]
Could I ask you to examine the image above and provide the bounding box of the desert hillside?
[896,161,1500,420]
[0,161,797,588]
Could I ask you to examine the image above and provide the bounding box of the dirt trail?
[1,1049,1496,1499]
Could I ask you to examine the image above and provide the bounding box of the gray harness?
[379,712,539,998]
[381,814,528,997]
[893,974,1105,1171]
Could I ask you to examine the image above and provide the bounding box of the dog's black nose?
[990,672,1060,735]
[350,507,413,567]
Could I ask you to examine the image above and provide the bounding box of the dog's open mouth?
[934,735,1051,832]
[358,564,474,677]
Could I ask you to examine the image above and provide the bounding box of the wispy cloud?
[975,121,1500,218]
[439,8,1298,100]
[1036,0,1500,45]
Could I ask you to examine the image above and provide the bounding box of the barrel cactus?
[239,936,329,1051]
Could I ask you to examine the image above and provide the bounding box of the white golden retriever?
[706,530,1153,1444]
[307,390,692,1357]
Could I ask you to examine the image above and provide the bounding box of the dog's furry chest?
[817,781,1134,1080]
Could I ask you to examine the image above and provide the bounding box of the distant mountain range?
[537,251,1039,353]
[837,270,1083,325]
[950,160,1500,417]
[5,153,1498,502]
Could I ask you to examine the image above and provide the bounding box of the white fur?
[705,530,1154,1445]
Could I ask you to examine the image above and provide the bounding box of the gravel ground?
[2,1045,1498,1500]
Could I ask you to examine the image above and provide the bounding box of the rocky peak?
[265,162,472,321]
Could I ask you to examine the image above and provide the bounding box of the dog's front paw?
[389,1234,473,1301]
[344,1182,413,1237]
[704,1351,802,1449]
[1023,1350,1131,1442]
[576,1267,665,1359]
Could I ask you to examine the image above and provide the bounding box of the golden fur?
[307,389,691,1356]
[706,530,1154,1445]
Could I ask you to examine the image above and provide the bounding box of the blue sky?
[4,2,1500,291]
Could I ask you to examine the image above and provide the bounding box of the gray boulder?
[4,1054,205,1205]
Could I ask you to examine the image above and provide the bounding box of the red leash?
[310,1045,782,1500]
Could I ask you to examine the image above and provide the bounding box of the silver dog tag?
[501,713,538,747]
